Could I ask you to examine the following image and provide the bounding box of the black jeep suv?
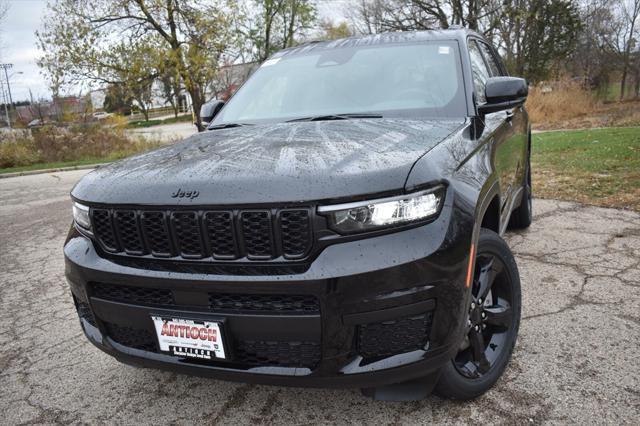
[65,29,531,401]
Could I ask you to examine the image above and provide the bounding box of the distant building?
[89,90,106,111]
[15,96,91,123]
[210,62,259,102]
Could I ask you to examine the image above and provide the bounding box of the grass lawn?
[532,127,640,211]
[127,113,192,128]
[0,158,113,174]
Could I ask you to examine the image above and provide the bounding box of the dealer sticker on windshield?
[151,316,226,360]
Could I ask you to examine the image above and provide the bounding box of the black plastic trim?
[343,299,436,325]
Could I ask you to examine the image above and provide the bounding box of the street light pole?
[1,64,14,128]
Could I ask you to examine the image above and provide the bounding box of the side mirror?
[477,77,528,115]
[199,100,225,128]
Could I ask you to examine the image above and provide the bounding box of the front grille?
[208,293,319,314]
[114,210,144,254]
[357,312,433,359]
[90,283,319,315]
[172,211,203,257]
[92,209,117,251]
[280,210,312,259]
[103,322,320,369]
[91,283,174,306]
[90,207,312,262]
[104,322,157,352]
[141,211,172,256]
[235,340,321,369]
[204,211,236,258]
[241,211,274,258]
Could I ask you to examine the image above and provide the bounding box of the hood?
[72,118,464,205]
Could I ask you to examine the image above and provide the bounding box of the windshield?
[213,41,466,125]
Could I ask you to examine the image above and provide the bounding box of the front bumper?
[65,202,473,389]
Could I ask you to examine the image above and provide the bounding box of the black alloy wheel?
[435,229,522,400]
[454,252,514,378]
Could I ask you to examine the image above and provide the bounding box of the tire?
[509,156,532,229]
[434,228,522,400]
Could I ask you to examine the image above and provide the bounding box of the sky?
[0,0,348,103]
[0,0,48,102]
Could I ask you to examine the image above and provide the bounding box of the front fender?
[405,122,502,297]
[405,122,499,238]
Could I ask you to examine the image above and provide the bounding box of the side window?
[468,40,490,103]
[478,42,502,77]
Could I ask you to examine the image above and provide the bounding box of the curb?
[0,163,109,179]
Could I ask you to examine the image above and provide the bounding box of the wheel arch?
[473,178,501,240]
[479,194,500,234]
[460,178,501,299]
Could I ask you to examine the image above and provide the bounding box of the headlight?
[318,187,444,234]
[72,202,92,231]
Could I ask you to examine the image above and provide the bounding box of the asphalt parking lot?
[1,170,639,424]
[128,121,197,142]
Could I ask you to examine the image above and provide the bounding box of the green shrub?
[0,137,40,168]
[0,124,162,169]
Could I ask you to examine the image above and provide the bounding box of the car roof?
[274,29,482,58]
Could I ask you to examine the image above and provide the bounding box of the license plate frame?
[151,315,227,360]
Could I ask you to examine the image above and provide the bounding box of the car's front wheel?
[435,228,522,400]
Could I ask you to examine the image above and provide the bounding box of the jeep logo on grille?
[171,188,199,200]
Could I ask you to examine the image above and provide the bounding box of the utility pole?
[0,74,9,129]
[1,64,14,128]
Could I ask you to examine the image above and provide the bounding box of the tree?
[633,50,640,97]
[37,0,238,128]
[347,0,581,83]
[347,0,503,35]
[125,76,155,121]
[103,84,133,116]
[158,56,183,117]
[27,89,47,123]
[497,0,582,82]
[568,0,616,92]
[104,38,160,120]
[609,0,640,99]
[320,19,353,40]
[246,0,316,61]
[346,0,386,34]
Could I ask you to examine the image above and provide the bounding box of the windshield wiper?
[285,113,383,123]
[208,122,254,130]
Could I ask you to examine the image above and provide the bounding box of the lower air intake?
[104,322,157,352]
[357,312,433,359]
[234,340,321,369]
